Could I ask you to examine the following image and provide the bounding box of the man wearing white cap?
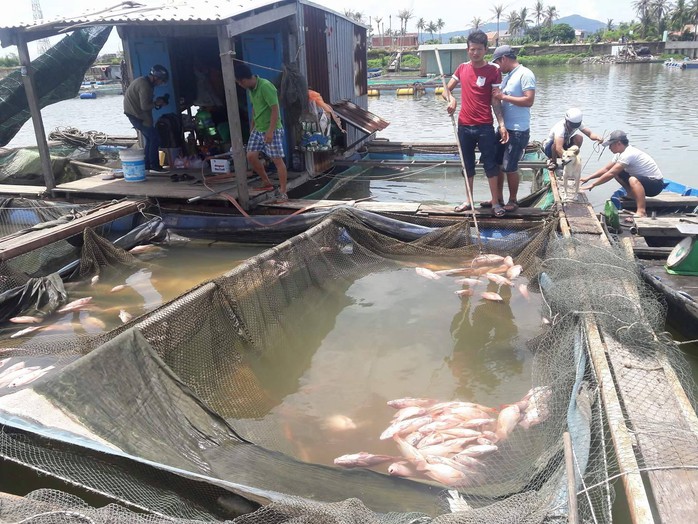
[542,108,603,170]
[580,130,664,218]
[491,45,535,212]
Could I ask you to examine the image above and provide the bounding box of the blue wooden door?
[240,33,288,157]
[129,38,175,123]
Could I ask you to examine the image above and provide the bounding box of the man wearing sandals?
[444,30,508,217]
[580,130,664,218]
[234,62,288,200]
[491,45,535,213]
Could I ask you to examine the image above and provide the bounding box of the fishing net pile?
[0,207,695,523]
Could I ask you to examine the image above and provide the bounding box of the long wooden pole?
[433,48,481,247]
[218,25,249,211]
[563,432,579,524]
[17,33,55,191]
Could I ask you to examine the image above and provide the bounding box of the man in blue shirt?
[491,46,536,212]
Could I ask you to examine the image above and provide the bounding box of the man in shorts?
[234,62,288,199]
[581,130,664,218]
[444,30,508,217]
[491,45,536,213]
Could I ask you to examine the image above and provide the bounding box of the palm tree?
[533,1,545,27]
[417,17,426,43]
[492,4,505,45]
[518,7,532,35]
[607,19,614,31]
[652,0,672,34]
[544,6,559,27]
[436,18,445,43]
[471,17,482,30]
[632,0,653,37]
[398,9,414,35]
[508,11,523,37]
[375,17,382,45]
[427,21,438,41]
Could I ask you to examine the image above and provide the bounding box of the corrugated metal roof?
[1,0,292,30]
[331,100,389,134]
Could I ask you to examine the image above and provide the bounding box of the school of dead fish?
[4,244,163,339]
[0,358,55,389]
[333,386,552,487]
[415,253,529,303]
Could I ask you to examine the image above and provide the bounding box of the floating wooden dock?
[555,175,698,523]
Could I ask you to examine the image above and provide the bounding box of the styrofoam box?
[210,159,231,173]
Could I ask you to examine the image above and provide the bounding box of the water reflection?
[448,283,520,400]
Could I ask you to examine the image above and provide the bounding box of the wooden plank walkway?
[0,199,147,261]
[619,193,698,209]
[262,199,552,220]
[634,216,698,238]
[558,179,698,523]
[49,170,310,207]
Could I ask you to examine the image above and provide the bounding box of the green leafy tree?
[607,18,614,31]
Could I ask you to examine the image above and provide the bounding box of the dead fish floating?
[481,292,503,302]
[9,316,43,324]
[415,267,441,280]
[57,297,93,314]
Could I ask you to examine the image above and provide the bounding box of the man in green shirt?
[234,62,288,199]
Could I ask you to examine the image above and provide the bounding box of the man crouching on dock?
[580,130,664,219]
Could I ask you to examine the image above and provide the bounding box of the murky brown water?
[244,260,542,471]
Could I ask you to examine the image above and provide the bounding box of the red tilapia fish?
[57,297,93,314]
[332,387,553,488]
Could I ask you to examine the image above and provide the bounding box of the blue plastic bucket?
[119,149,146,182]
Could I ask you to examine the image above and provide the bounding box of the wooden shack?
[0,0,386,209]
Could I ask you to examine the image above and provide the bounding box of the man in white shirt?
[543,108,603,170]
[581,130,665,218]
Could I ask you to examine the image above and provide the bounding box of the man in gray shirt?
[123,65,169,172]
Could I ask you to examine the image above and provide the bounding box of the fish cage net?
[0,208,696,523]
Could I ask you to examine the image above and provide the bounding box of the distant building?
[485,30,510,45]
[575,29,587,41]
[371,33,418,49]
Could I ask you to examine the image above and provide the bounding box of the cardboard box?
[210,158,230,173]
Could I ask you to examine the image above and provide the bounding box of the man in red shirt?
[444,30,508,217]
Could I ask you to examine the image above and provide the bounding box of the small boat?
[664,58,698,70]
[604,178,698,337]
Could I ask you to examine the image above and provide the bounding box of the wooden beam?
[226,4,297,37]
[217,25,249,211]
[16,33,55,191]
[559,194,654,522]
[0,199,146,261]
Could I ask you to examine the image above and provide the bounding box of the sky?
[2,0,640,57]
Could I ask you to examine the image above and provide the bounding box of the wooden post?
[218,25,249,211]
[563,432,579,524]
[16,33,55,191]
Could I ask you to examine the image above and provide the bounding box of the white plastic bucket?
[119,148,146,182]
